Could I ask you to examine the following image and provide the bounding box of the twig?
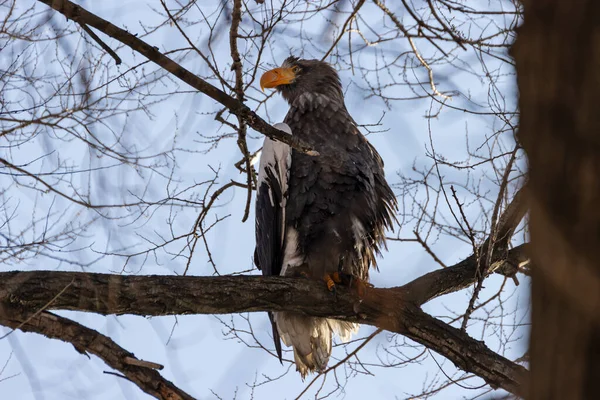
[229,0,254,222]
[407,36,452,100]
[322,0,367,61]
[450,185,477,250]
[425,0,467,50]
[460,146,518,331]
[374,0,452,100]
[295,328,382,399]
[402,186,528,306]
[373,0,453,100]
[78,23,121,64]
[36,0,316,155]
[414,230,447,268]
[0,157,143,209]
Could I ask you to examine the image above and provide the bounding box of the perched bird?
[254,56,396,377]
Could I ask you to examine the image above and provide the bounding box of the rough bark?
[512,0,600,398]
[0,270,527,396]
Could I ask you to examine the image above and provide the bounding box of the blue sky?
[0,1,528,399]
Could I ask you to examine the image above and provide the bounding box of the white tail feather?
[274,312,358,378]
[328,319,359,343]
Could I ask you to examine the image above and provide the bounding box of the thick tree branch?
[404,244,528,305]
[0,303,194,400]
[37,0,317,155]
[0,270,527,396]
[0,185,528,395]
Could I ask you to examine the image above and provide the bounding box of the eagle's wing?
[254,122,292,362]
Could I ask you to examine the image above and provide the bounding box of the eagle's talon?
[324,274,337,292]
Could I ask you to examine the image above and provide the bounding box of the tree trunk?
[513,0,600,398]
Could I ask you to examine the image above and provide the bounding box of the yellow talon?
[324,274,336,292]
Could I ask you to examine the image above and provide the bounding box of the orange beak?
[260,67,297,91]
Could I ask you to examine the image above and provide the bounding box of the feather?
[256,58,397,376]
[254,122,292,362]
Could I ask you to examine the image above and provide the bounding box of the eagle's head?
[260,56,344,105]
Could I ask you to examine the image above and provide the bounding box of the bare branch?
[36,0,316,155]
[403,185,528,305]
[321,0,367,61]
[0,303,194,400]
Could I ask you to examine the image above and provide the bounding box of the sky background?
[0,1,528,399]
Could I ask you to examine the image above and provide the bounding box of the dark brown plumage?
[255,56,396,377]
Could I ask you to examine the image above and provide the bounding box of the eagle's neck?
[281,83,345,106]
[289,92,344,111]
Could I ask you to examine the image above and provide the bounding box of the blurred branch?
[0,157,144,209]
[514,0,600,396]
[37,0,317,155]
[0,269,528,396]
[0,303,194,400]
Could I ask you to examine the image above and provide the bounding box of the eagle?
[254,56,396,377]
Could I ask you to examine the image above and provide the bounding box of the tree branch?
[0,303,194,400]
[403,185,528,305]
[37,0,317,155]
[0,270,527,396]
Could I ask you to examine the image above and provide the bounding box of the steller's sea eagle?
[254,56,397,377]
